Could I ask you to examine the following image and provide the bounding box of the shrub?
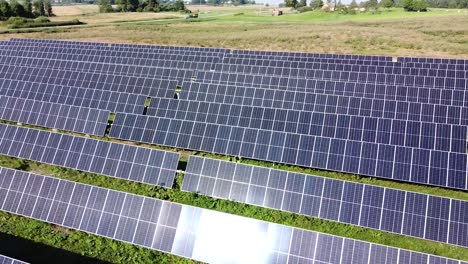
[34,15,49,22]
[297,6,313,12]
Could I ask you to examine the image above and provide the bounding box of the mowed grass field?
[0,5,467,58]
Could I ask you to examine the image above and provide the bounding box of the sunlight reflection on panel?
[173,206,292,264]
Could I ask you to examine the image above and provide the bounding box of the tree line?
[190,0,255,5]
[287,0,429,12]
[98,0,187,12]
[0,0,53,20]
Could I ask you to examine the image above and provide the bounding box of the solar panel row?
[0,95,109,136]
[147,97,467,153]
[183,156,468,248]
[3,54,467,110]
[230,48,393,61]
[0,46,221,65]
[399,56,468,65]
[0,56,193,84]
[6,49,466,108]
[0,124,179,187]
[8,38,230,53]
[9,38,468,65]
[0,79,147,114]
[0,255,27,264]
[218,58,468,78]
[180,82,468,124]
[3,46,465,78]
[1,47,465,85]
[0,64,178,98]
[0,167,466,264]
[224,54,468,70]
[110,112,467,190]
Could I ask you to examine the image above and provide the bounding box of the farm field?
[1,4,468,264]
[0,5,466,57]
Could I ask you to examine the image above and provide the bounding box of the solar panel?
[0,64,179,98]
[218,58,467,79]
[146,97,466,153]
[8,38,231,53]
[0,96,109,136]
[183,155,468,248]
[0,79,147,114]
[0,56,193,84]
[180,81,468,125]
[3,49,466,91]
[0,46,221,66]
[109,112,467,190]
[0,123,179,187]
[1,47,466,89]
[0,167,465,264]
[0,255,28,264]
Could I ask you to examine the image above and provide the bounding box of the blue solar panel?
[110,112,467,190]
[146,98,467,153]
[0,96,109,136]
[0,167,465,264]
[0,123,179,187]
[0,254,28,264]
[182,156,468,248]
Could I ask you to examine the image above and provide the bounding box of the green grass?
[200,8,466,23]
[1,156,468,262]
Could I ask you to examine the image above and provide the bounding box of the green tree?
[0,0,12,18]
[174,0,185,10]
[117,0,128,11]
[23,0,33,17]
[285,0,298,7]
[127,0,139,11]
[364,0,379,8]
[403,0,427,10]
[412,0,427,9]
[349,0,358,8]
[381,0,394,7]
[447,0,457,7]
[44,0,52,16]
[191,0,206,4]
[99,0,113,12]
[33,0,45,16]
[309,0,323,8]
[11,0,27,17]
[296,0,307,7]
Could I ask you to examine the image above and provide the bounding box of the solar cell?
[182,156,468,248]
[0,96,109,136]
[0,167,465,264]
[0,123,179,187]
[110,112,467,190]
